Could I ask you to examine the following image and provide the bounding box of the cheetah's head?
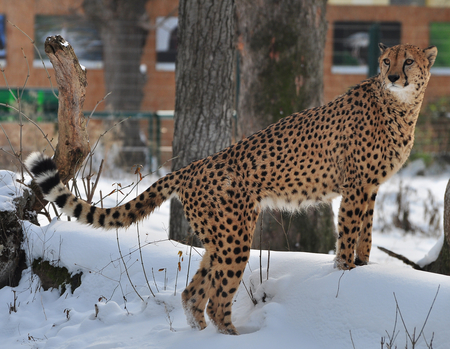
[378,43,438,104]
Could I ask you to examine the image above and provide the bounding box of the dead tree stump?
[0,180,37,288]
[32,35,90,212]
[0,35,90,289]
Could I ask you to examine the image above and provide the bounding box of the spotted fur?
[26,43,437,335]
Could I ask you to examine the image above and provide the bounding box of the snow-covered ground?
[0,161,449,349]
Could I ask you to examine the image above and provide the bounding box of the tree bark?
[83,0,150,168]
[237,0,336,253]
[419,179,450,274]
[169,0,236,244]
[0,184,36,288]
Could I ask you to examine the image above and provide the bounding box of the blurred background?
[0,0,450,174]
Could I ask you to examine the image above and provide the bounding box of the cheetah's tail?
[25,152,177,229]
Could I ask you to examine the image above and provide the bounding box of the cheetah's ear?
[423,46,438,69]
[378,43,388,53]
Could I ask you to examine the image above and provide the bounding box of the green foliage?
[413,97,450,155]
[430,22,450,68]
[408,152,435,167]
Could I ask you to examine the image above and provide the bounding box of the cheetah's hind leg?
[182,250,212,331]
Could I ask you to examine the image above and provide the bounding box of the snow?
[1,166,450,349]
[0,170,25,211]
[417,234,445,268]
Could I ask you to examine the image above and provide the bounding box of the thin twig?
[0,124,16,156]
[349,330,356,349]
[335,270,345,298]
[259,214,263,285]
[19,47,30,100]
[86,91,112,128]
[116,227,144,302]
[0,65,18,102]
[134,173,155,297]
[7,20,58,98]
[186,236,193,288]
[0,103,56,151]
[393,285,440,347]
[114,183,144,302]
[152,268,160,293]
[241,279,257,305]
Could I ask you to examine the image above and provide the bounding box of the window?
[333,21,401,74]
[34,15,103,69]
[155,17,178,71]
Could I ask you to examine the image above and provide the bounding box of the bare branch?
[377,246,422,270]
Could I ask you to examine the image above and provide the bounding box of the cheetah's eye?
[383,58,390,65]
[405,59,414,66]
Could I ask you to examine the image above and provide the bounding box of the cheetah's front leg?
[355,190,378,265]
[335,188,371,270]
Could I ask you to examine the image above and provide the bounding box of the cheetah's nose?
[388,74,400,83]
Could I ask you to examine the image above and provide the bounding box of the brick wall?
[0,0,178,112]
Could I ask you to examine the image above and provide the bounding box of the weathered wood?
[32,35,90,213]
[0,35,91,289]
[45,35,90,184]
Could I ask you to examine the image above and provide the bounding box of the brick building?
[0,0,450,169]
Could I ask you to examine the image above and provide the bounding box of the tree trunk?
[237,0,336,253]
[169,0,236,244]
[83,0,150,168]
[421,179,450,275]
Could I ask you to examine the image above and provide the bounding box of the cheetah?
[26,43,437,335]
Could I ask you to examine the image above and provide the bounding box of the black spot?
[86,206,96,224]
[55,193,69,208]
[99,214,105,226]
[74,203,83,218]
